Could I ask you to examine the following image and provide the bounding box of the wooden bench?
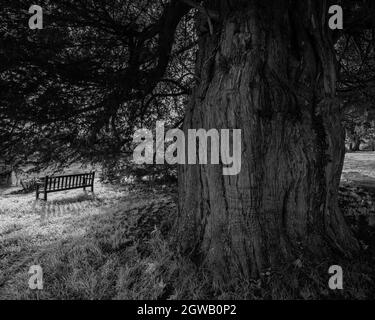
[36,172,95,201]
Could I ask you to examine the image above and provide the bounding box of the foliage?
[20,178,41,192]
[1,0,196,167]
[1,1,374,169]
[100,158,177,185]
[336,23,375,150]
[343,108,375,151]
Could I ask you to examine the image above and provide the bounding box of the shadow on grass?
[342,171,375,192]
[2,196,375,300]
[32,192,104,223]
[2,183,375,300]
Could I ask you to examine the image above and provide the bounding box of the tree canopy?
[0,0,374,168]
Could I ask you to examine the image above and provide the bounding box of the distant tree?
[343,108,375,152]
[337,22,375,151]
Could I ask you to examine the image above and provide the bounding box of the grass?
[0,182,210,300]
[1,153,375,300]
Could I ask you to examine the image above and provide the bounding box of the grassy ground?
[0,181,179,299]
[342,152,375,178]
[1,153,375,300]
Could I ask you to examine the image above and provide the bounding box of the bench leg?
[43,176,48,201]
[91,172,95,193]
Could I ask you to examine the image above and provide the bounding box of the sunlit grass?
[1,153,375,299]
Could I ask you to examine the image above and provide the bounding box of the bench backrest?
[42,172,95,192]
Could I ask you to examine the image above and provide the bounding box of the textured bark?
[177,0,359,283]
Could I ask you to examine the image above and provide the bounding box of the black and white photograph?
[1,0,375,305]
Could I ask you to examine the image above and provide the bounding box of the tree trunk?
[346,129,361,152]
[352,136,361,152]
[177,0,358,283]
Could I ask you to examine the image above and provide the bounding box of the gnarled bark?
[177,0,358,283]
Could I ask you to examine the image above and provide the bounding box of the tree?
[1,0,375,284]
[178,0,358,282]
